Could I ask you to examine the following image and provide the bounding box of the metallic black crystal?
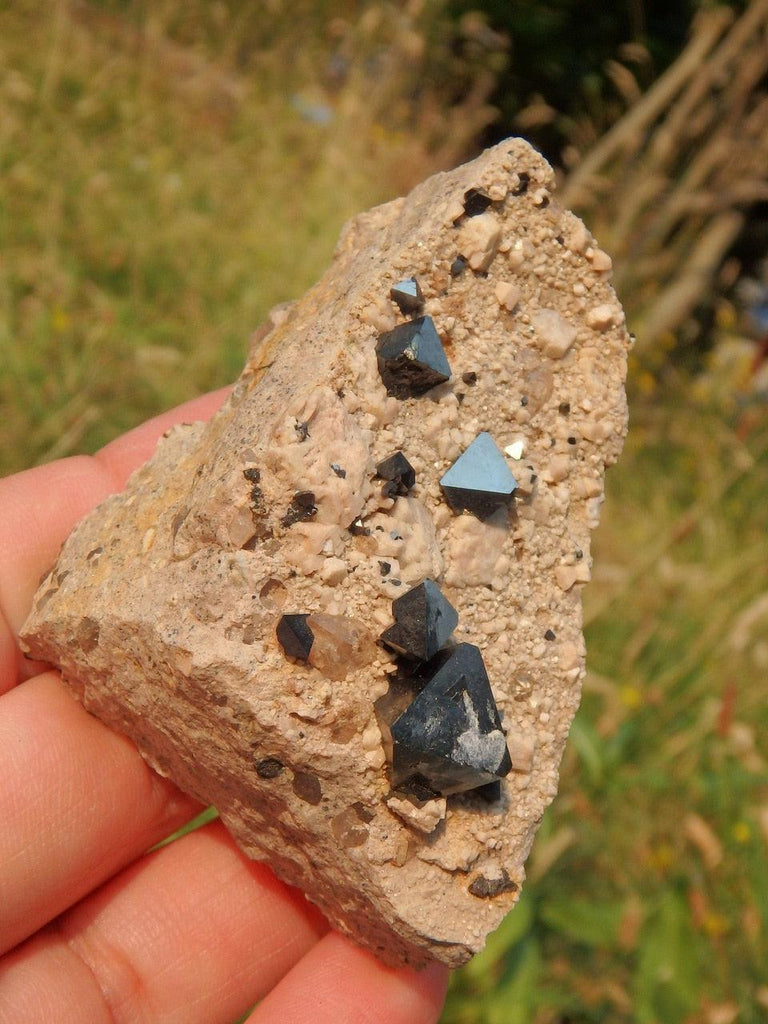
[375,452,416,496]
[463,187,493,216]
[380,579,458,662]
[281,490,317,527]
[390,277,424,315]
[375,316,451,399]
[390,643,512,796]
[276,614,314,661]
[440,432,517,519]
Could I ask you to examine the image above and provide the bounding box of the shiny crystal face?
[375,316,451,398]
[390,643,512,796]
[462,187,493,217]
[440,432,518,519]
[389,276,424,315]
[380,579,458,662]
[276,613,314,660]
[375,451,416,497]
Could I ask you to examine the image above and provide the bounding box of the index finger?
[0,388,230,692]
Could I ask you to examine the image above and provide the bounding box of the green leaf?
[485,936,540,1024]
[633,892,702,1024]
[540,895,623,948]
[568,715,604,786]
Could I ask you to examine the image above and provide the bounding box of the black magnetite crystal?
[375,452,416,496]
[390,277,424,315]
[375,317,451,399]
[440,432,517,519]
[281,490,317,527]
[380,579,458,662]
[276,614,314,661]
[390,643,512,795]
[463,187,493,216]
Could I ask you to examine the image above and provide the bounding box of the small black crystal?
[468,868,518,899]
[348,517,370,536]
[450,256,467,277]
[390,643,512,796]
[330,463,346,478]
[375,316,451,399]
[276,614,314,661]
[256,757,284,779]
[376,451,416,496]
[390,277,424,315]
[281,490,317,527]
[463,187,493,216]
[461,370,478,386]
[380,579,458,662]
[440,432,517,519]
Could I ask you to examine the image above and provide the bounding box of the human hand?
[0,389,449,1024]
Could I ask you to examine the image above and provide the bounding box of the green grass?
[0,1,494,475]
[2,4,767,1023]
[0,2,425,472]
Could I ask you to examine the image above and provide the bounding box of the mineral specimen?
[21,139,630,969]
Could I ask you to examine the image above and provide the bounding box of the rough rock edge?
[21,139,630,968]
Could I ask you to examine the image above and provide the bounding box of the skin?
[0,389,449,1024]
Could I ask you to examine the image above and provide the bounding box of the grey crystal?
[390,277,424,315]
[440,432,517,519]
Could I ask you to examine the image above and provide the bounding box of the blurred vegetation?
[1,2,767,1022]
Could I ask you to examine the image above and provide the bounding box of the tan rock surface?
[21,139,630,968]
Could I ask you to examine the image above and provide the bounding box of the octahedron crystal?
[390,643,512,795]
[375,317,451,398]
[440,432,517,519]
[390,277,424,315]
[380,579,458,662]
[376,452,416,496]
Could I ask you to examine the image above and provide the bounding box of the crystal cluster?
[278,270,525,800]
[379,580,511,798]
[20,139,631,969]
